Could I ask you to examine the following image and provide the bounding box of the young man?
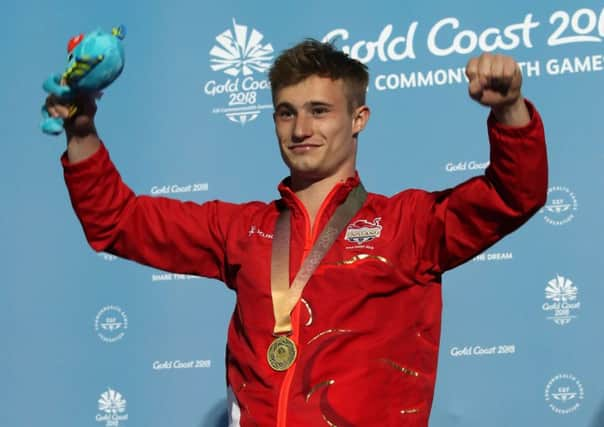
[47,40,547,426]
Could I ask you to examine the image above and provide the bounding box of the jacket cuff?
[61,142,109,180]
[487,99,541,138]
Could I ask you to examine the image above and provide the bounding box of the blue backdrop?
[2,0,603,425]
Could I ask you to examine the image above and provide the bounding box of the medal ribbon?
[270,184,368,335]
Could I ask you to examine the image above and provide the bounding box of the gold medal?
[267,336,297,371]
[267,185,367,372]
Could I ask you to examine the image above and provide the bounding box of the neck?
[290,172,354,226]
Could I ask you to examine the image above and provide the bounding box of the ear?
[352,105,370,136]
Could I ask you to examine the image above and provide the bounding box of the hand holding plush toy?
[41,26,126,135]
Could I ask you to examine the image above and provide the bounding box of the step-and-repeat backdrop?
[3,0,603,425]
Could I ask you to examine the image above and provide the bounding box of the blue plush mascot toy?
[41,25,126,135]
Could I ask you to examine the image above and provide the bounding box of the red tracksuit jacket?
[63,103,547,426]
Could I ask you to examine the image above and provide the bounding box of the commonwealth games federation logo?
[95,305,128,343]
[545,374,584,415]
[542,275,580,326]
[96,388,129,426]
[204,19,274,125]
[541,186,578,226]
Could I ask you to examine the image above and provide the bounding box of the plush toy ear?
[111,25,126,40]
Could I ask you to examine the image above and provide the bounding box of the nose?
[292,113,312,142]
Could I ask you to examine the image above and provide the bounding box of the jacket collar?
[277,172,362,215]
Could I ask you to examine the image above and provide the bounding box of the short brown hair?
[269,39,369,111]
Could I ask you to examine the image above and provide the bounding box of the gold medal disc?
[267,336,297,371]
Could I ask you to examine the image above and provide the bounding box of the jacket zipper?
[275,184,343,427]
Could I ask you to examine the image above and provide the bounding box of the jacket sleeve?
[62,144,240,282]
[414,100,548,274]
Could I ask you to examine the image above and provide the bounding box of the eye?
[311,106,329,116]
[68,53,73,62]
[276,108,294,120]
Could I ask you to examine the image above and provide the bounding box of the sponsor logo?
[95,306,128,343]
[543,275,580,326]
[545,374,584,415]
[248,225,273,239]
[96,388,129,426]
[541,186,578,226]
[205,19,274,125]
[345,217,383,244]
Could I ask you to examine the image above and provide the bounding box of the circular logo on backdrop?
[541,186,578,226]
[545,374,584,414]
[95,306,128,343]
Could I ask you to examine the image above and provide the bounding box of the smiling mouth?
[289,144,321,151]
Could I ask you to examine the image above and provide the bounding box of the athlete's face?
[273,76,369,185]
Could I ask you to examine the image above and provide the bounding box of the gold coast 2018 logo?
[542,275,580,326]
[96,388,128,426]
[204,19,274,125]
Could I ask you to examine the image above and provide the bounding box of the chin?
[290,166,324,180]
[288,160,320,175]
